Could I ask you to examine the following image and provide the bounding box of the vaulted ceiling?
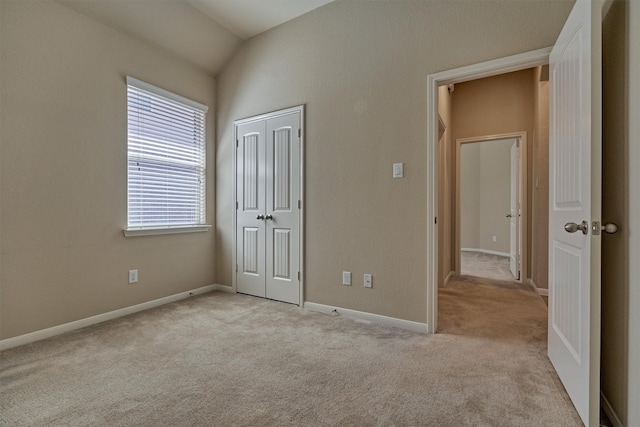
[57,0,335,75]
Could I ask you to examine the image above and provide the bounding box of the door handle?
[265,215,273,221]
[256,215,265,220]
[603,222,618,234]
[506,214,513,218]
[564,221,589,235]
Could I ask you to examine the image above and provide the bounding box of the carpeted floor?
[1,281,582,426]
[460,251,517,282]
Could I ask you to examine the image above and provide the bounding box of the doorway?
[456,134,526,283]
[426,48,550,333]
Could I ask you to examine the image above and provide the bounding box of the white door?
[264,113,301,304]
[548,0,601,425]
[509,141,520,279]
[236,109,302,305]
[236,120,267,298]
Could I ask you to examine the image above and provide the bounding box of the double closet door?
[235,108,302,305]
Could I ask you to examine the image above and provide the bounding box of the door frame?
[454,132,527,281]
[426,48,550,332]
[232,105,305,306]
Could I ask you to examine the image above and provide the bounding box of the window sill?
[123,225,211,237]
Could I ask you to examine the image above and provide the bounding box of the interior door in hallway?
[509,141,521,280]
[548,0,602,425]
[236,108,302,305]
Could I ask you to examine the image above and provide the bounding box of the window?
[125,77,209,235]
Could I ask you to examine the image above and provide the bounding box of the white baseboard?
[461,248,510,258]
[213,284,235,293]
[0,284,216,352]
[601,392,623,427]
[525,278,548,296]
[443,270,455,287]
[303,302,429,334]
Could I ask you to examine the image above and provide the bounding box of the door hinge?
[298,128,301,138]
[236,263,238,272]
[435,217,437,224]
[297,200,301,209]
[236,139,239,148]
[297,271,300,281]
[236,201,238,209]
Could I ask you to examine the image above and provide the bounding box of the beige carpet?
[1,282,581,426]
[460,251,517,282]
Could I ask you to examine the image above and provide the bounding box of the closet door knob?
[256,215,265,220]
[265,215,273,221]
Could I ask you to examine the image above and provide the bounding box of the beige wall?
[460,143,481,249]
[531,67,549,289]
[437,86,453,285]
[216,0,573,323]
[627,0,640,420]
[451,69,535,277]
[601,0,632,423]
[461,139,514,254]
[0,1,217,339]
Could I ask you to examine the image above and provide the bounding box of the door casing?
[426,48,550,332]
[232,105,305,306]
[454,132,527,282]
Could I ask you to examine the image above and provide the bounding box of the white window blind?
[126,77,208,230]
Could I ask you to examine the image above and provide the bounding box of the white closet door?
[265,112,300,304]
[236,120,267,298]
[235,108,302,305]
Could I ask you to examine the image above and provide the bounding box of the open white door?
[509,141,520,280]
[548,0,601,425]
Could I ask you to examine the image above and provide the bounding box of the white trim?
[0,285,216,351]
[126,76,208,112]
[304,302,429,334]
[600,392,623,427]
[123,225,211,237]
[444,270,455,287]
[526,278,549,296]
[461,248,510,258]
[213,284,235,293]
[426,47,551,334]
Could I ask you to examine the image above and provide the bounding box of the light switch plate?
[393,163,404,178]
[342,271,351,286]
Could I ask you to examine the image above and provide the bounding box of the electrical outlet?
[492,235,497,242]
[342,271,351,286]
[128,269,138,284]
[364,274,372,288]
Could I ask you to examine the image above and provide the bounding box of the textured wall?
[459,143,481,249]
[627,0,640,420]
[601,0,629,423]
[0,1,217,339]
[532,68,550,290]
[216,0,573,323]
[437,85,452,285]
